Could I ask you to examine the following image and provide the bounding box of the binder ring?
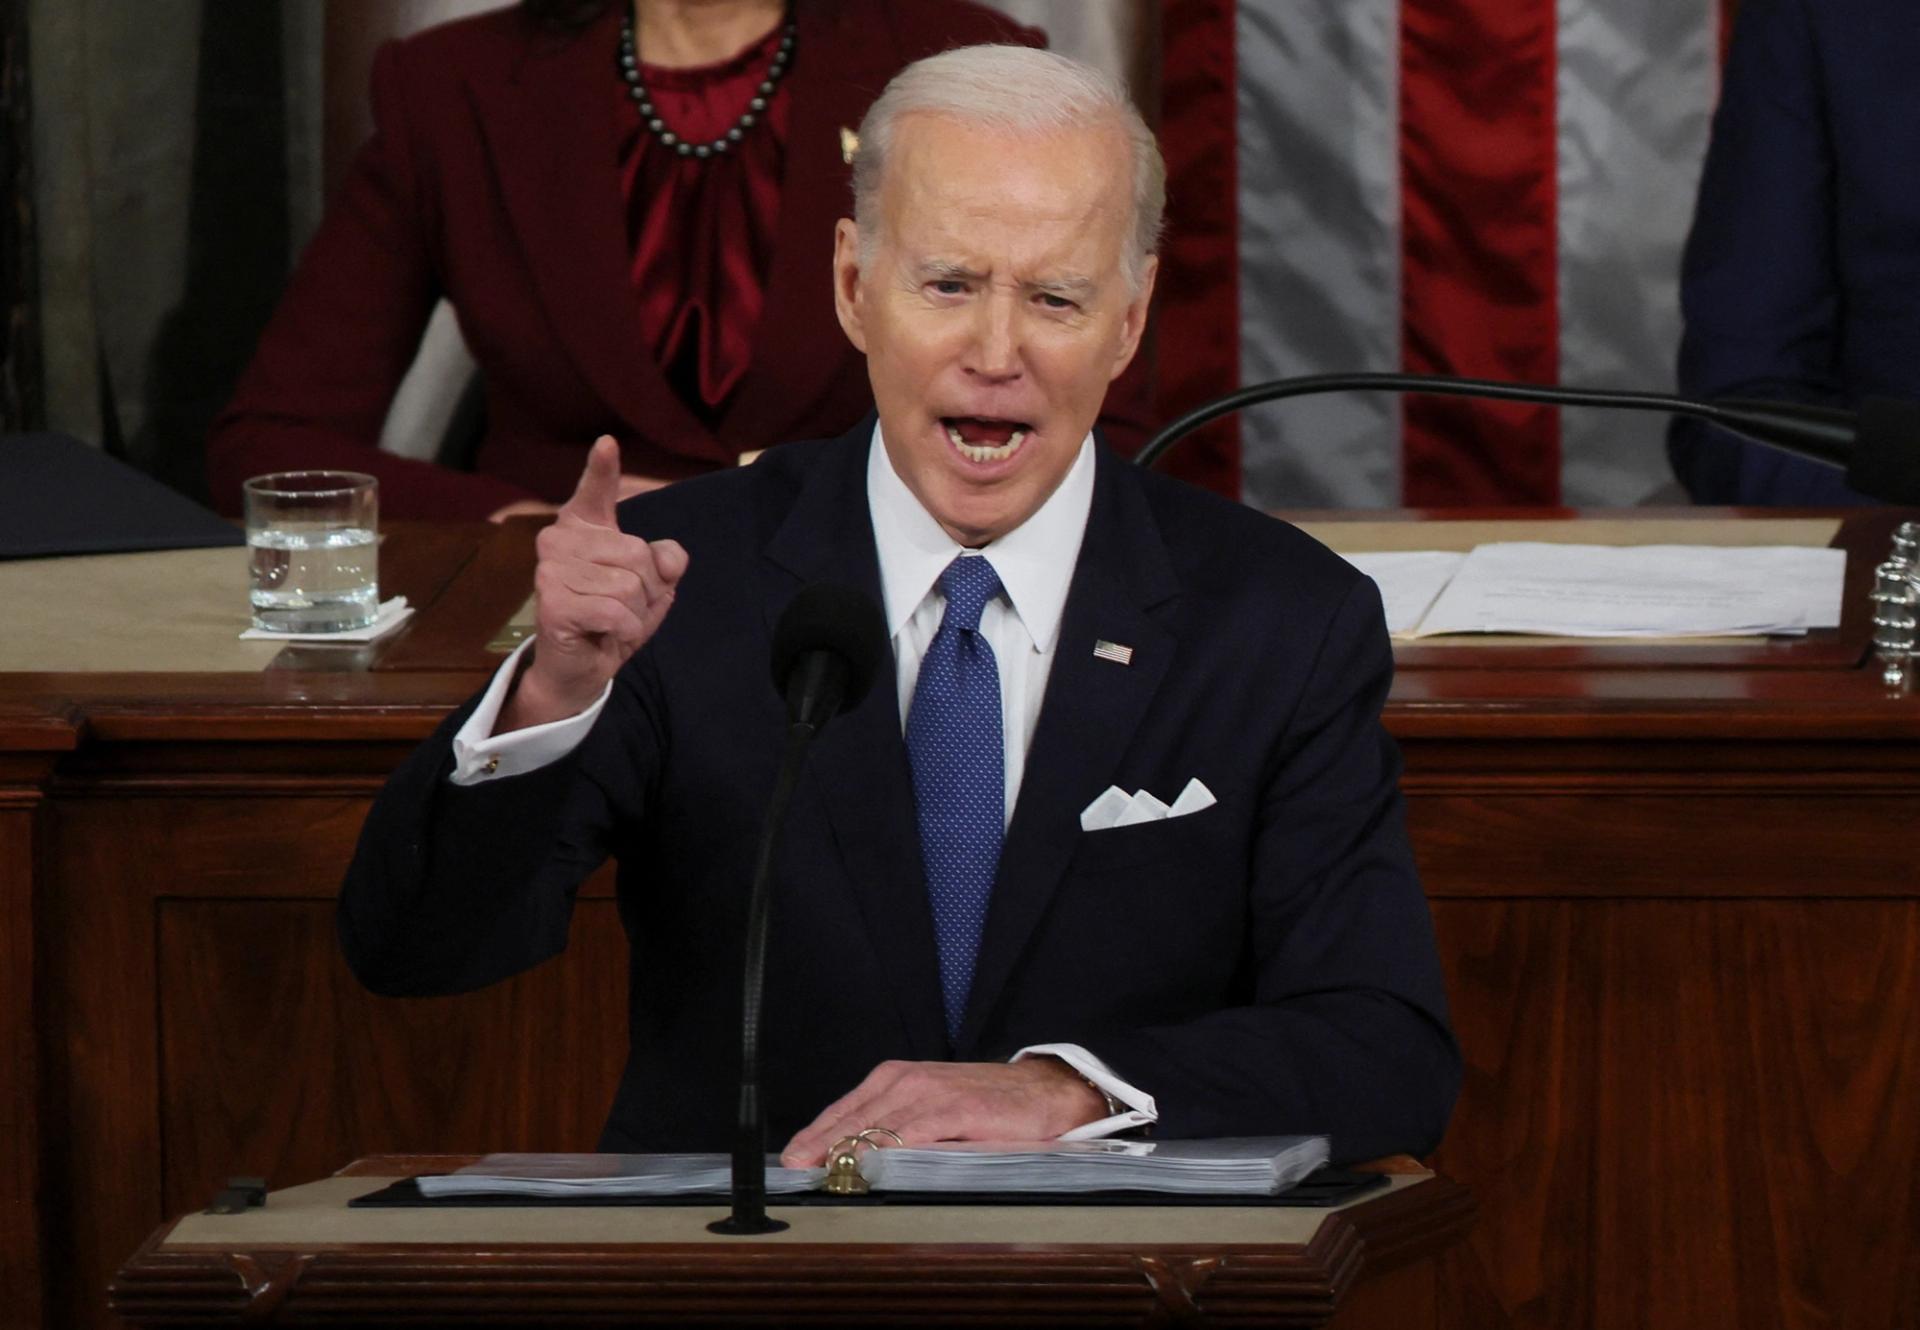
[824,1128,903,1196]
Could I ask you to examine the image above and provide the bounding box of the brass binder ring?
[823,1128,903,1196]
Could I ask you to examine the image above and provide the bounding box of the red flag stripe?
[1151,0,1241,497]
[1399,0,1563,505]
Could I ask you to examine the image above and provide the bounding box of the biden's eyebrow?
[1027,275,1097,298]
[913,259,986,283]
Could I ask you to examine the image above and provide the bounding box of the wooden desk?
[106,1156,1471,1327]
[7,511,1918,1329]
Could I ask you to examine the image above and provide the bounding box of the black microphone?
[770,582,888,731]
[1133,371,1920,504]
[710,582,886,1237]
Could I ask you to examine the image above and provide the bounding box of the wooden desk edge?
[108,1159,1472,1327]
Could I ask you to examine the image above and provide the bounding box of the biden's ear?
[832,218,868,354]
[1109,254,1158,382]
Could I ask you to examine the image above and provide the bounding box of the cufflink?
[1075,1069,1122,1119]
[483,756,500,775]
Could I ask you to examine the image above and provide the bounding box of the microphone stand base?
[706,1214,791,1236]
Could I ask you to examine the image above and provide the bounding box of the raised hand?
[499,436,688,731]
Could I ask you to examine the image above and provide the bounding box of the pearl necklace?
[618,12,795,160]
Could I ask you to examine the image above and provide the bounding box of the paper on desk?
[1408,543,1845,638]
[238,596,414,643]
[1341,551,1467,635]
[418,1152,825,1198]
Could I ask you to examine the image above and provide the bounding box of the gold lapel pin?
[840,127,860,165]
[1093,640,1134,666]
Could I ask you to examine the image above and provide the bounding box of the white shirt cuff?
[1012,1042,1158,1140]
[449,637,613,785]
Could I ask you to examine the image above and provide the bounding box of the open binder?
[349,1138,1388,1210]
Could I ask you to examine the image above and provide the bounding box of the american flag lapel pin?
[1093,639,1135,666]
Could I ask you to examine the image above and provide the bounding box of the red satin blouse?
[619,21,796,429]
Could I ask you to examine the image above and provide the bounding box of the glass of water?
[243,471,379,633]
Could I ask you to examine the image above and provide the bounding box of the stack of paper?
[860,1136,1329,1196]
[1341,552,1466,634]
[1341,543,1846,638]
[417,1153,824,1199]
[413,1137,1331,1199]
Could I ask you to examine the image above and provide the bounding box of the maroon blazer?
[206,1,1153,520]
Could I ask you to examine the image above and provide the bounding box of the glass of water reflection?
[243,471,379,632]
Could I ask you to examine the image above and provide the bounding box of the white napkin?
[1080,778,1216,832]
[240,596,414,643]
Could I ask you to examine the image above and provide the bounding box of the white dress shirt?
[448,426,1156,1139]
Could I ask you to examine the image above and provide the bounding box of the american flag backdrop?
[1019,0,1739,509]
[352,1,1740,509]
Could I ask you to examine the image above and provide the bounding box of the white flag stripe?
[1236,0,1403,509]
[1555,0,1718,504]
[986,0,1147,96]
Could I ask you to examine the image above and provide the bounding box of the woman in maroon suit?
[206,0,1153,520]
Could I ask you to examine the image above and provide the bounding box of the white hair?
[850,44,1165,293]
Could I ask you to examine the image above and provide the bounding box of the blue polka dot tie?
[905,554,1005,1043]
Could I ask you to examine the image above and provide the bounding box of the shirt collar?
[866,422,1095,654]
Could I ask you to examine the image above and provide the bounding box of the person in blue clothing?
[1667,0,1920,505]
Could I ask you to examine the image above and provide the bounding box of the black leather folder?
[0,432,243,559]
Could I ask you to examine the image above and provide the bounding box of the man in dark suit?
[1667,0,1920,505]
[341,45,1458,1167]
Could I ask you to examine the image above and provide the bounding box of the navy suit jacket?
[1668,0,1920,505]
[340,424,1460,1164]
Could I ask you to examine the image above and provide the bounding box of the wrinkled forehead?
[873,113,1134,264]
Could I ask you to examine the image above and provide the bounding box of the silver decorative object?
[1870,555,1920,688]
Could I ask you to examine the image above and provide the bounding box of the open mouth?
[942,417,1032,463]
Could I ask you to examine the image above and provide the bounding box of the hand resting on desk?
[780,1057,1107,1167]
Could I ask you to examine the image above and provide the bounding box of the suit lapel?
[955,449,1182,1054]
[763,425,950,1058]
[467,14,725,461]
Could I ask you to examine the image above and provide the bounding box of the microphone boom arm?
[1134,371,1863,483]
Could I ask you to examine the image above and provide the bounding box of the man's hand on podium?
[779,1057,1108,1167]
[500,436,688,732]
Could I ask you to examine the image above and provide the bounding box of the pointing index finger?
[562,435,623,528]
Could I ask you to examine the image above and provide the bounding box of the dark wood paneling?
[43,802,165,1330]
[156,899,627,1221]
[1433,900,1920,1330]
[1411,793,1920,897]
[0,710,68,1330]
[1599,902,1920,1330]
[43,792,625,1330]
[1429,901,1595,1330]
[0,806,44,1330]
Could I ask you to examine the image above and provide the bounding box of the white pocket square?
[1079,778,1216,832]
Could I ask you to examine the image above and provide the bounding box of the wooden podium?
[107,1157,1473,1327]
[7,510,1920,1329]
